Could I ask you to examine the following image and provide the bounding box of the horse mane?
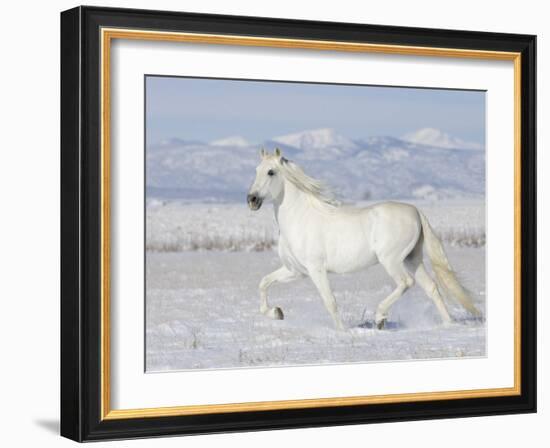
[278,158,341,208]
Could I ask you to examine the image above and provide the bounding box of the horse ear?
[259,148,267,159]
[275,147,282,158]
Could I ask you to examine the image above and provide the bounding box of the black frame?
[61,5,536,442]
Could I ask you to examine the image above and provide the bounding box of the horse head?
[247,148,286,211]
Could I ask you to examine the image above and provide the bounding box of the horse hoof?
[376,318,387,330]
[269,307,284,320]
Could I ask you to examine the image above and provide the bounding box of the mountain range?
[146,128,485,202]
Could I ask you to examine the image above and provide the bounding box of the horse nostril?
[248,194,257,203]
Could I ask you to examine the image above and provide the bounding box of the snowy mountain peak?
[402,128,483,151]
[210,136,251,147]
[272,128,357,151]
[159,137,198,147]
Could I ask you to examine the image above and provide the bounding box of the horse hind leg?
[375,261,414,329]
[259,266,302,320]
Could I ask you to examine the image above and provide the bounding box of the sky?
[145,76,485,146]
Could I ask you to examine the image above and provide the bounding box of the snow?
[272,128,358,152]
[145,200,486,372]
[146,248,485,372]
[402,127,483,151]
[210,136,252,147]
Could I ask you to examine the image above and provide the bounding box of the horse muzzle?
[247,193,263,211]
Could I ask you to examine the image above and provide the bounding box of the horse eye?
[267,169,275,176]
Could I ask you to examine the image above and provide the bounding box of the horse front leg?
[259,266,302,320]
[308,268,345,330]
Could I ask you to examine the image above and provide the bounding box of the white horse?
[247,148,480,330]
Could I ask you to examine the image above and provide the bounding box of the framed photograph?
[60,6,536,442]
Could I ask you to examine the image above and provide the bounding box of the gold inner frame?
[100,27,522,421]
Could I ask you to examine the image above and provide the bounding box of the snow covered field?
[146,199,486,252]
[145,200,486,372]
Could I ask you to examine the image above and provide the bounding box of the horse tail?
[418,211,480,317]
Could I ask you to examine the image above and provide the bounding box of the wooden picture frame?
[61,5,536,442]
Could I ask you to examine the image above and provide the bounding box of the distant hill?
[146,128,485,202]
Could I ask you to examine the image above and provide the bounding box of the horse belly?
[324,220,377,274]
[326,245,377,274]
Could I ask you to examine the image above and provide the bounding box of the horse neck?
[273,179,316,228]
